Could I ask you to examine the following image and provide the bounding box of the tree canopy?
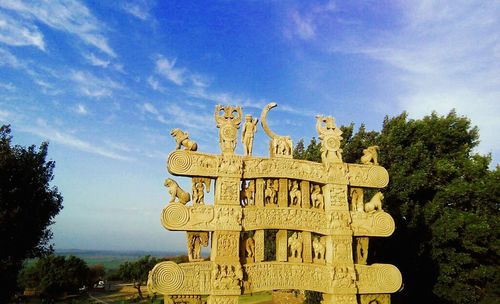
[0,125,63,302]
[118,255,162,299]
[297,111,499,304]
[18,255,90,299]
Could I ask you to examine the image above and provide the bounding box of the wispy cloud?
[75,104,88,115]
[0,10,45,50]
[0,47,21,67]
[71,70,123,98]
[147,76,166,93]
[140,102,168,124]
[0,81,15,91]
[84,52,110,68]
[155,55,186,85]
[283,1,336,41]
[122,0,155,21]
[23,118,132,161]
[0,0,115,56]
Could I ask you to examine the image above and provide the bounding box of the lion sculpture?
[361,145,379,165]
[164,178,191,204]
[171,128,198,151]
[364,192,384,213]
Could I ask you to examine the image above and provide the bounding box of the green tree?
[118,255,161,299]
[297,111,499,304]
[18,255,90,299]
[0,125,63,302]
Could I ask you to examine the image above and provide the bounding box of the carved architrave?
[161,204,242,231]
[211,262,243,295]
[207,295,239,304]
[167,150,388,188]
[350,211,395,237]
[356,264,403,294]
[322,294,357,304]
[360,294,390,304]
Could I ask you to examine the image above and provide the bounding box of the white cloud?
[140,102,168,124]
[147,76,166,92]
[75,104,88,115]
[0,46,21,67]
[23,118,132,161]
[0,10,45,50]
[155,56,185,85]
[84,52,110,68]
[0,0,115,56]
[284,1,336,41]
[122,1,154,21]
[71,70,123,98]
[0,81,15,91]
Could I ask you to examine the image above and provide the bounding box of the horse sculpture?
[240,180,255,206]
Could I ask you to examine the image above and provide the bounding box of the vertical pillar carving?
[301,181,310,208]
[254,230,265,262]
[302,231,312,263]
[255,179,264,208]
[276,230,288,262]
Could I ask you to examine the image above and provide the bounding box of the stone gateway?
[148,103,402,304]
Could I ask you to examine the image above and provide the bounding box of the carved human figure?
[214,105,242,154]
[241,114,258,156]
[315,115,343,165]
[289,180,301,207]
[192,178,210,205]
[273,137,292,156]
[170,128,198,151]
[245,236,255,258]
[311,185,324,209]
[164,178,190,204]
[356,237,369,265]
[312,237,326,260]
[187,232,209,261]
[350,187,364,212]
[264,179,278,206]
[240,180,255,206]
[288,232,303,259]
[361,145,379,165]
[364,192,384,213]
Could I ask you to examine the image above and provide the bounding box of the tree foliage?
[18,255,90,298]
[0,125,63,302]
[118,255,162,299]
[297,111,499,304]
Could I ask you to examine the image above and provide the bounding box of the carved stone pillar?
[300,181,310,208]
[276,230,288,262]
[254,230,265,262]
[254,179,265,262]
[302,231,312,263]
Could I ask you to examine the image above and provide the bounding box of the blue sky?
[0,1,499,251]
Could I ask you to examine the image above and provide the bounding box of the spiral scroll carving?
[376,264,402,293]
[168,150,193,174]
[368,166,389,188]
[162,203,189,229]
[151,261,184,294]
[373,212,395,236]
